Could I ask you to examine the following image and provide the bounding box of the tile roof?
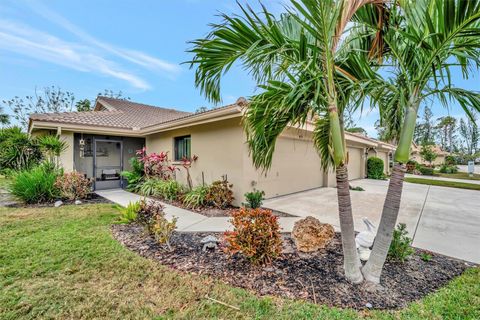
[29,96,193,130]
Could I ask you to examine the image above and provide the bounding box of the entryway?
[94,139,123,190]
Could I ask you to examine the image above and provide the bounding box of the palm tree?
[0,106,9,126]
[362,0,480,284]
[188,0,385,283]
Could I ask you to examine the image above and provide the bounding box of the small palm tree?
[188,0,385,282]
[362,0,480,284]
[38,135,67,167]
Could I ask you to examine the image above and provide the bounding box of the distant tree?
[195,106,209,113]
[420,144,437,166]
[346,127,367,136]
[0,106,9,126]
[414,106,436,145]
[459,111,479,155]
[98,89,130,100]
[75,99,92,112]
[2,86,75,129]
[436,116,457,152]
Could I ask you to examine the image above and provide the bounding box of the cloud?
[0,19,151,90]
[25,0,181,76]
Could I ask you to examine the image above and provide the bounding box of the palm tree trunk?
[361,162,406,283]
[336,164,363,283]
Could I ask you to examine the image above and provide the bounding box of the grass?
[434,171,480,181]
[0,203,479,319]
[405,177,480,191]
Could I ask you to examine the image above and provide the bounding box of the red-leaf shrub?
[136,147,176,179]
[205,180,234,209]
[54,171,92,200]
[224,208,282,265]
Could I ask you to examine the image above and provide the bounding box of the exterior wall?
[242,127,324,200]
[146,118,246,205]
[411,153,446,166]
[59,131,74,172]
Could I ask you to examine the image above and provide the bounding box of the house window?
[174,135,191,161]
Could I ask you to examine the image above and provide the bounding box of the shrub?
[55,171,92,200]
[139,178,160,196]
[420,252,432,262]
[244,189,265,209]
[406,160,417,174]
[444,155,457,166]
[37,135,67,165]
[224,208,282,265]
[206,180,234,209]
[367,157,385,179]
[121,157,145,193]
[118,201,141,224]
[137,200,177,251]
[183,185,209,209]
[0,127,42,172]
[136,147,176,179]
[155,179,183,201]
[419,166,434,176]
[388,223,415,262]
[10,164,61,203]
[439,164,458,174]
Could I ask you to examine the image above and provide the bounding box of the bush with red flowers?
[224,208,282,265]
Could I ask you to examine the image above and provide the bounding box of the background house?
[410,142,448,166]
[29,97,395,205]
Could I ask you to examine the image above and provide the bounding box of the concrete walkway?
[96,189,303,233]
[406,173,480,185]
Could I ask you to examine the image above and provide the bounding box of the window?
[174,135,191,161]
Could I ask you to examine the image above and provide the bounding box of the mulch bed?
[5,193,113,208]
[112,224,473,310]
[148,196,296,217]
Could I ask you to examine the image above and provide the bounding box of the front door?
[94,139,123,190]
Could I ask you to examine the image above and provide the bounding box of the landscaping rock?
[292,216,334,252]
[54,200,63,208]
[75,200,82,205]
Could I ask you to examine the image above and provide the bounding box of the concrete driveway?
[263,179,480,263]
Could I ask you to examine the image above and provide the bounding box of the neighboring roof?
[411,142,448,155]
[346,132,396,150]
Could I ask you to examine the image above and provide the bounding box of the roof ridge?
[97,96,192,114]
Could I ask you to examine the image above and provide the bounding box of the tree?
[362,0,480,285]
[98,89,130,100]
[414,106,436,145]
[419,144,437,166]
[2,86,75,129]
[436,116,457,152]
[188,0,386,283]
[0,106,9,126]
[75,99,92,112]
[459,111,479,155]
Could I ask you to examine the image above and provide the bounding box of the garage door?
[347,147,363,180]
[254,137,324,198]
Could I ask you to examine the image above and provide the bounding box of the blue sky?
[0,0,478,137]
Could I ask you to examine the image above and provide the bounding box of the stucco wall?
[58,131,74,172]
[411,153,445,166]
[347,146,365,180]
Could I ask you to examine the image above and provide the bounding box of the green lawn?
[434,171,480,181]
[0,203,479,319]
[405,177,480,191]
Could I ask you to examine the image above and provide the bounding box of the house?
[29,96,395,206]
[410,142,448,166]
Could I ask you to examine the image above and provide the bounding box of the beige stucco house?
[410,142,448,166]
[29,97,395,206]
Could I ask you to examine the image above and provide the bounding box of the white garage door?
[347,147,363,180]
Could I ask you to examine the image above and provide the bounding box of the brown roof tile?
[30,97,192,130]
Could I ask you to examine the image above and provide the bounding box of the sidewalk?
[405,173,480,185]
[96,189,303,233]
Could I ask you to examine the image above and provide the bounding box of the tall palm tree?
[188,0,385,283]
[362,0,480,284]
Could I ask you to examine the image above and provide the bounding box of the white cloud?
[0,19,151,90]
[25,0,181,77]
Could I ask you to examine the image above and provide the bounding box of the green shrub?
[419,166,434,176]
[0,127,42,172]
[224,208,282,265]
[244,189,265,209]
[388,223,415,262]
[118,201,141,224]
[37,135,67,165]
[137,200,177,251]
[205,180,234,209]
[54,171,92,200]
[349,185,364,191]
[367,157,385,179]
[444,155,457,166]
[406,160,417,174]
[139,178,160,196]
[420,252,432,262]
[439,164,458,174]
[156,179,183,201]
[10,165,61,203]
[183,185,209,209]
[121,157,145,192]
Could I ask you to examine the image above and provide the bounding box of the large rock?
[292,216,335,252]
